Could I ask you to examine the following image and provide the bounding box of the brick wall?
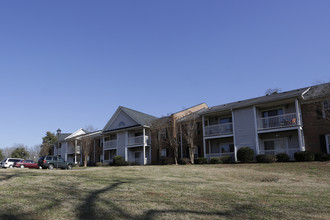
[301,102,330,153]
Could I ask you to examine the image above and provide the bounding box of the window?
[221,144,234,153]
[210,143,234,154]
[323,100,330,118]
[326,134,330,154]
[135,152,141,159]
[220,117,232,124]
[262,139,288,154]
[264,141,275,150]
[160,149,167,157]
[262,109,283,118]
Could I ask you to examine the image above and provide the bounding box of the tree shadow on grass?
[78,181,131,220]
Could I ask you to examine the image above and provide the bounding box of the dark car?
[14,160,40,169]
[38,156,73,170]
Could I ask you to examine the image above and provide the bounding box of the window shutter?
[319,135,327,153]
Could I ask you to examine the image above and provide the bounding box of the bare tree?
[80,135,94,167]
[265,88,282,96]
[180,111,199,164]
[150,118,167,162]
[29,144,42,161]
[165,115,180,165]
[305,82,330,122]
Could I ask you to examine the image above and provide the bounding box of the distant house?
[54,128,86,164]
[102,106,157,165]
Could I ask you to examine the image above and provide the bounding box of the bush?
[210,157,221,164]
[237,147,254,163]
[314,152,330,161]
[95,162,103,167]
[276,153,290,162]
[256,154,275,163]
[294,151,315,162]
[220,156,233,164]
[129,162,140,166]
[194,157,208,164]
[113,156,129,166]
[162,157,175,165]
[178,158,190,165]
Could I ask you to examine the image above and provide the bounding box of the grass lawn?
[0,162,329,220]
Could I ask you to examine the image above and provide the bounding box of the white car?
[1,158,23,168]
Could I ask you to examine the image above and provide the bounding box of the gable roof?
[203,87,310,115]
[64,128,87,140]
[102,106,158,132]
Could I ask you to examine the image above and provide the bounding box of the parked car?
[14,159,40,169]
[1,158,23,168]
[38,156,73,170]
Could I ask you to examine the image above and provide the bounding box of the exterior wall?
[116,131,126,158]
[301,102,330,153]
[233,107,257,153]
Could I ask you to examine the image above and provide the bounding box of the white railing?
[207,152,234,159]
[67,146,80,154]
[128,136,149,145]
[104,140,117,149]
[257,113,298,130]
[259,148,300,160]
[204,123,233,136]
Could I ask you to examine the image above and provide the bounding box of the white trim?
[232,110,237,162]
[202,115,206,158]
[325,134,330,154]
[253,106,260,155]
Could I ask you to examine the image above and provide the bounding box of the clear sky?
[0,0,329,148]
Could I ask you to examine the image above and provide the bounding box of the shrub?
[194,157,208,164]
[256,154,275,163]
[314,152,330,161]
[237,147,254,163]
[210,157,221,164]
[113,156,129,166]
[129,162,140,166]
[178,158,190,165]
[162,157,175,165]
[294,151,315,162]
[276,153,290,162]
[220,156,233,164]
[95,162,103,167]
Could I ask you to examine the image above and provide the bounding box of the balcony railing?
[104,140,117,149]
[257,113,298,130]
[204,123,233,137]
[128,136,149,145]
[260,148,300,160]
[67,146,80,154]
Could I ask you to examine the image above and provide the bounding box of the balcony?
[104,140,117,149]
[257,113,299,130]
[128,136,150,146]
[204,123,233,137]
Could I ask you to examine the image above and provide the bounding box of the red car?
[14,160,40,169]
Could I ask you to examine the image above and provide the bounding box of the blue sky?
[0,0,329,148]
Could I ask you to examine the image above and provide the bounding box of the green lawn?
[0,162,329,219]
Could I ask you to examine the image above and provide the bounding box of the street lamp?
[56,128,61,169]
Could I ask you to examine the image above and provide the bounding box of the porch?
[204,137,235,161]
[203,113,233,137]
[126,146,151,165]
[258,130,302,160]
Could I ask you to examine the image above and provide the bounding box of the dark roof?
[58,133,71,142]
[302,82,330,101]
[203,87,310,115]
[120,106,158,126]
